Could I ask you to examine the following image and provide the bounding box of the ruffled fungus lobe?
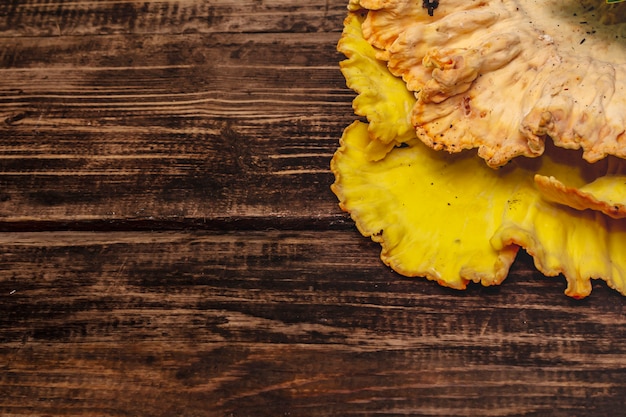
[337,12,417,160]
[359,0,626,168]
[332,5,626,298]
[535,173,626,219]
[331,120,519,290]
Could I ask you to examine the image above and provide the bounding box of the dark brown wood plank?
[0,5,354,223]
[4,1,624,416]
[0,0,347,36]
[1,230,626,416]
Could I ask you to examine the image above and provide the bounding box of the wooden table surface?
[2,1,626,416]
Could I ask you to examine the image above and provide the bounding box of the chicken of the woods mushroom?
[331,0,626,298]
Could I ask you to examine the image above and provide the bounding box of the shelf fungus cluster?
[331,0,626,297]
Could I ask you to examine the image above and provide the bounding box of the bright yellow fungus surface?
[337,11,416,161]
[332,10,626,298]
[332,120,519,290]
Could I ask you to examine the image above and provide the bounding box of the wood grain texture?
[1,1,626,416]
[2,231,626,417]
[0,0,345,36]
[0,0,351,223]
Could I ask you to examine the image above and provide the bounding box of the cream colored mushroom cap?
[358,0,626,167]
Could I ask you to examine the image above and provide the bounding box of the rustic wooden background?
[1,1,626,416]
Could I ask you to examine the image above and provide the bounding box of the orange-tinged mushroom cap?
[535,174,626,219]
[357,0,626,168]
